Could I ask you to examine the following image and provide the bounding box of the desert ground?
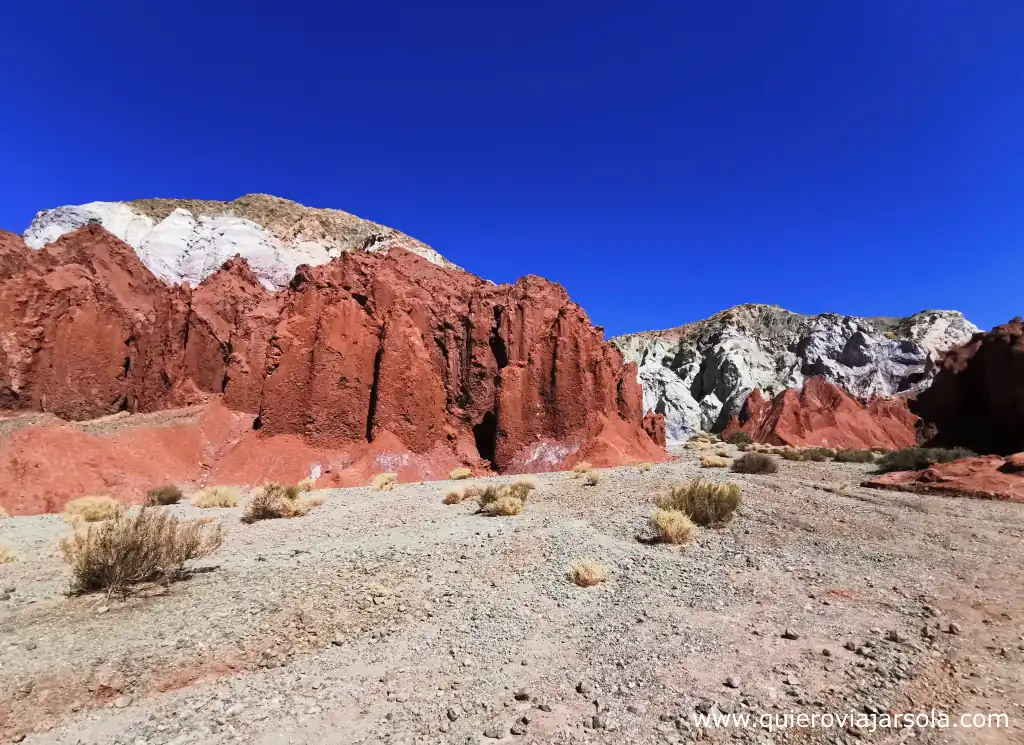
[1,447,1022,745]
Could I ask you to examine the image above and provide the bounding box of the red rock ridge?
[912,318,1024,455]
[864,454,1024,503]
[0,226,664,513]
[722,376,918,449]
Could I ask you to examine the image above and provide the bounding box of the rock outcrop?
[912,318,1024,455]
[23,194,458,290]
[865,455,1024,503]
[612,304,978,442]
[723,377,918,450]
[0,224,663,514]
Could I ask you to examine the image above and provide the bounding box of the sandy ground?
[1,446,1022,745]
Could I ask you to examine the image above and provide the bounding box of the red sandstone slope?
[0,226,664,513]
[865,454,1024,503]
[723,376,918,449]
[912,318,1024,455]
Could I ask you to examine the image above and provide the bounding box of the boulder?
[865,455,1024,503]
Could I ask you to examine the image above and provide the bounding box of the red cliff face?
[723,376,918,450]
[912,318,1024,455]
[0,226,663,512]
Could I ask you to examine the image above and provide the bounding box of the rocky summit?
[612,304,978,442]
[22,194,457,290]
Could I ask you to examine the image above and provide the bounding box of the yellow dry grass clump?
[477,479,537,517]
[372,473,397,491]
[637,462,653,473]
[568,558,607,587]
[650,509,697,544]
[192,486,239,509]
[449,467,472,480]
[583,471,601,486]
[571,461,593,478]
[297,477,316,492]
[241,483,324,523]
[657,479,741,526]
[781,447,804,461]
[64,496,124,524]
[685,440,712,451]
[145,484,183,506]
[715,449,730,458]
[60,507,223,597]
[700,455,729,468]
[0,544,17,564]
[443,489,465,505]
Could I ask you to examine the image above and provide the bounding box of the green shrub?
[875,447,975,473]
[835,449,876,463]
[727,431,752,445]
[731,452,778,474]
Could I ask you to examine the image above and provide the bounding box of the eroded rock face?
[722,376,918,450]
[612,304,978,442]
[865,455,1024,503]
[912,318,1024,455]
[23,194,458,290]
[0,226,662,476]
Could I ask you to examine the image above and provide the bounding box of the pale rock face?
[612,305,979,443]
[23,194,456,290]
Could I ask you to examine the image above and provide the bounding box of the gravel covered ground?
[1,446,1022,744]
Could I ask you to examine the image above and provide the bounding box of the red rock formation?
[912,318,1024,455]
[723,376,918,449]
[0,226,664,513]
[864,455,1024,503]
[643,410,666,449]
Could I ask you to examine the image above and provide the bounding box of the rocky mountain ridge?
[612,304,978,442]
[23,194,457,290]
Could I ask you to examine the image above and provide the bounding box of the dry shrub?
[241,483,319,523]
[145,484,183,506]
[650,509,697,544]
[583,471,601,486]
[64,496,124,524]
[371,473,397,491]
[483,495,524,516]
[449,467,472,480]
[507,477,538,500]
[297,478,316,492]
[0,544,17,564]
[781,447,804,461]
[835,449,877,464]
[477,483,530,516]
[805,447,832,462]
[715,448,730,457]
[700,455,729,468]
[637,462,653,472]
[731,452,778,474]
[657,479,741,526]
[192,486,239,508]
[568,558,607,587]
[443,489,465,505]
[461,485,485,499]
[572,461,593,478]
[60,508,223,596]
[685,440,712,451]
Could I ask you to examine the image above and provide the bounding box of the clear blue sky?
[2,1,1021,336]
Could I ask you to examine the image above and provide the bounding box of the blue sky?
[1,1,1021,336]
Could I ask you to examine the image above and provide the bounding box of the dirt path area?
[1,447,1021,744]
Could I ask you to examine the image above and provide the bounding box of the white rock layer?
[612,305,979,443]
[23,195,456,290]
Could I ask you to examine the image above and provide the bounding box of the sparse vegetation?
[731,452,779,474]
[477,481,535,517]
[297,478,316,492]
[568,558,607,587]
[657,479,741,526]
[372,473,397,491]
[449,467,472,480]
[806,447,834,462]
[650,509,697,544]
[483,495,524,516]
[700,455,729,468]
[727,431,752,445]
[715,448,730,457]
[0,544,17,564]
[507,477,538,500]
[583,471,601,486]
[874,447,975,473]
[64,496,124,524]
[835,449,876,463]
[60,507,223,596]
[145,484,183,506]
[684,440,712,450]
[571,461,593,478]
[192,486,239,508]
[241,483,321,523]
[443,489,465,505]
[781,447,804,461]
[637,462,653,472]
